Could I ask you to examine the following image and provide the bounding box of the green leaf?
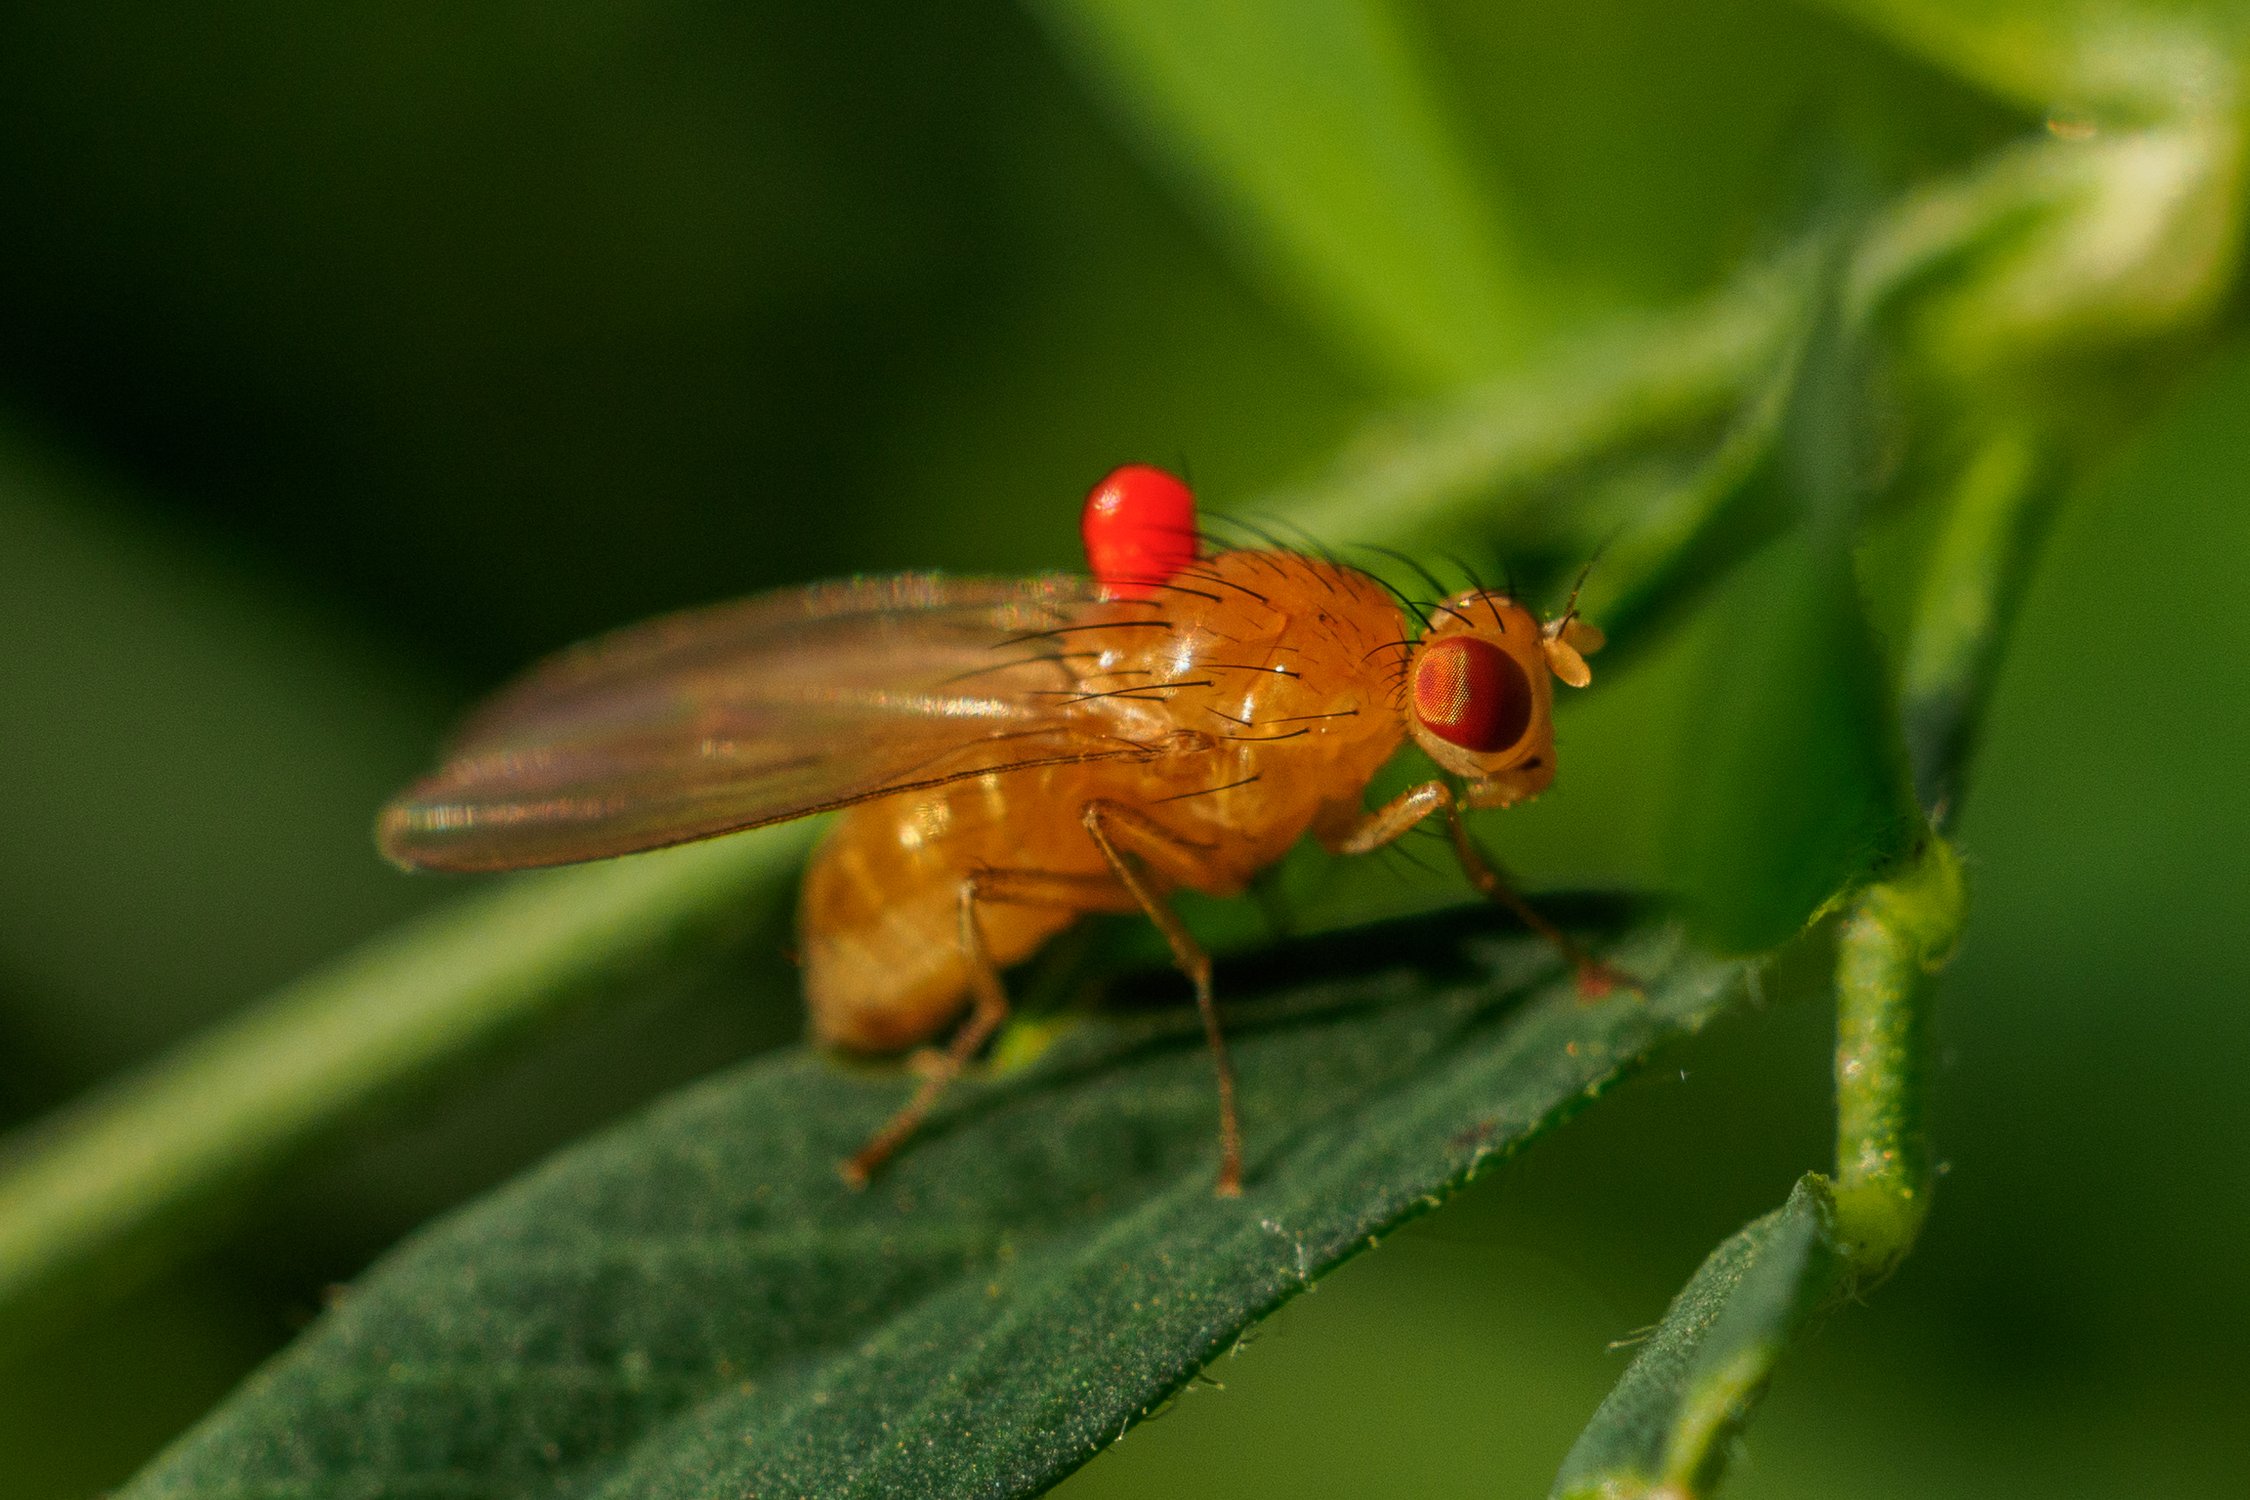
[1552,1176,1848,1500]
[122,910,1745,1499]
[1028,0,1535,389]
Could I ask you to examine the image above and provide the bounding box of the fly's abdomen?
[799,780,1088,1053]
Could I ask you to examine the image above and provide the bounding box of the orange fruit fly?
[379,466,1612,1197]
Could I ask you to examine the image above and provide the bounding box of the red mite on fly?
[379,466,1616,1196]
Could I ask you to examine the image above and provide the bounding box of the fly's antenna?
[1547,535,1612,638]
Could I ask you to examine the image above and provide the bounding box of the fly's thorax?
[1133,552,1405,746]
[1047,549,1413,887]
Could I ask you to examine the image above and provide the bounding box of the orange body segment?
[802,549,1409,1052]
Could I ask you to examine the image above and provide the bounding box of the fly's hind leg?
[1323,781,1641,1000]
[841,869,1124,1189]
[1079,800,1243,1198]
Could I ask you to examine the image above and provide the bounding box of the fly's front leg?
[1323,780,1639,1000]
[1441,806,1641,999]
[1316,779,1452,856]
[842,869,1125,1189]
[1079,799,1243,1199]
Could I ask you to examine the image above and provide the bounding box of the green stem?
[1830,422,2060,1273]
[1901,429,2061,826]
[1828,834,1964,1275]
[1829,421,2061,1267]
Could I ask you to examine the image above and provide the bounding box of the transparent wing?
[378,573,1153,871]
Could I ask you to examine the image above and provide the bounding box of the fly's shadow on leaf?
[911,897,1644,1168]
[122,908,1746,1500]
[1102,892,1646,1011]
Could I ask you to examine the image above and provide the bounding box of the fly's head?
[1403,591,1606,809]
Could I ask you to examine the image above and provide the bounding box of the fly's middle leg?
[840,869,1126,1189]
[1079,799,1243,1199]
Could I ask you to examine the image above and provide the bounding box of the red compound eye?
[1082,464,1198,601]
[1413,636,1533,753]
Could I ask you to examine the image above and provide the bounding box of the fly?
[379,465,1615,1197]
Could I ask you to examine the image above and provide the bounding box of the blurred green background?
[0,2,2244,1494]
